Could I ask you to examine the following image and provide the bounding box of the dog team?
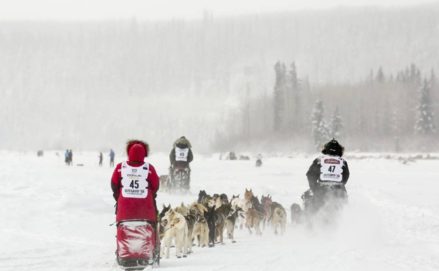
[159,188,301,259]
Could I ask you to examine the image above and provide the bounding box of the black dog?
[290,203,302,224]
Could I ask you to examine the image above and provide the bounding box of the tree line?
[213,63,438,153]
[1,5,439,151]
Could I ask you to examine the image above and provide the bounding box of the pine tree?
[410,63,421,86]
[329,106,343,138]
[273,62,284,133]
[242,83,251,139]
[430,69,436,88]
[311,100,329,150]
[391,109,400,136]
[415,79,436,135]
[273,62,287,133]
[366,69,374,87]
[376,66,385,84]
[288,62,302,133]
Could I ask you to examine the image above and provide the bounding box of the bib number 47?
[328,166,336,172]
[130,180,139,189]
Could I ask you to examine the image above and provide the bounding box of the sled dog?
[159,204,171,236]
[190,202,209,247]
[290,203,302,224]
[271,203,287,235]
[220,193,229,204]
[246,207,263,235]
[161,209,188,259]
[175,202,189,216]
[214,203,232,244]
[197,190,209,204]
[175,202,197,253]
[231,190,253,229]
[261,195,273,229]
[226,206,242,243]
[244,188,254,202]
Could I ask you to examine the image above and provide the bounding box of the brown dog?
[214,203,232,244]
[189,202,209,248]
[246,207,262,235]
[272,203,287,235]
[244,188,254,202]
[176,202,197,254]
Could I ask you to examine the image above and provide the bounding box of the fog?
[2,0,437,21]
[0,2,438,153]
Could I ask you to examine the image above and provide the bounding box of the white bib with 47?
[320,155,344,182]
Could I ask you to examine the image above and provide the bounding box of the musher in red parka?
[111,139,159,222]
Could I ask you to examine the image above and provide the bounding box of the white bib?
[320,155,344,182]
[175,147,189,162]
[120,161,150,198]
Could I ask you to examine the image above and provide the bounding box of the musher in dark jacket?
[169,136,193,189]
[304,139,350,213]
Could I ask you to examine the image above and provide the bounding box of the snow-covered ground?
[1,151,439,271]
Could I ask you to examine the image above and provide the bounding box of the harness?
[264,199,273,219]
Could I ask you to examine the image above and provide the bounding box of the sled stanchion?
[155,221,160,267]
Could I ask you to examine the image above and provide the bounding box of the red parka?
[111,140,159,222]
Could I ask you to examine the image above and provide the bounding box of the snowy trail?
[1,151,439,271]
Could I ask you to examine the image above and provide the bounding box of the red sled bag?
[116,220,156,269]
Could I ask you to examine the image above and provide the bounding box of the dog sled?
[169,166,190,193]
[116,220,160,270]
[301,183,348,226]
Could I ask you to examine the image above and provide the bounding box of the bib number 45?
[130,180,139,189]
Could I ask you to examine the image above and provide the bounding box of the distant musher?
[169,136,193,190]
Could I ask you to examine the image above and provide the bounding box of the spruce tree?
[366,69,374,87]
[430,69,436,88]
[273,62,284,133]
[311,100,329,150]
[376,66,385,84]
[274,62,287,133]
[330,106,343,138]
[415,79,436,135]
[288,62,302,132]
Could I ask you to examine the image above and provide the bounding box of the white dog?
[161,208,188,259]
[231,195,252,229]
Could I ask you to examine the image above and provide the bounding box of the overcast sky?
[1,0,438,21]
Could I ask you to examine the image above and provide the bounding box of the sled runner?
[116,220,160,270]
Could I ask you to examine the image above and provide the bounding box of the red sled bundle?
[116,220,159,269]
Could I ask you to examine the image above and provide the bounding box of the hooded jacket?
[169,137,193,167]
[111,140,159,222]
